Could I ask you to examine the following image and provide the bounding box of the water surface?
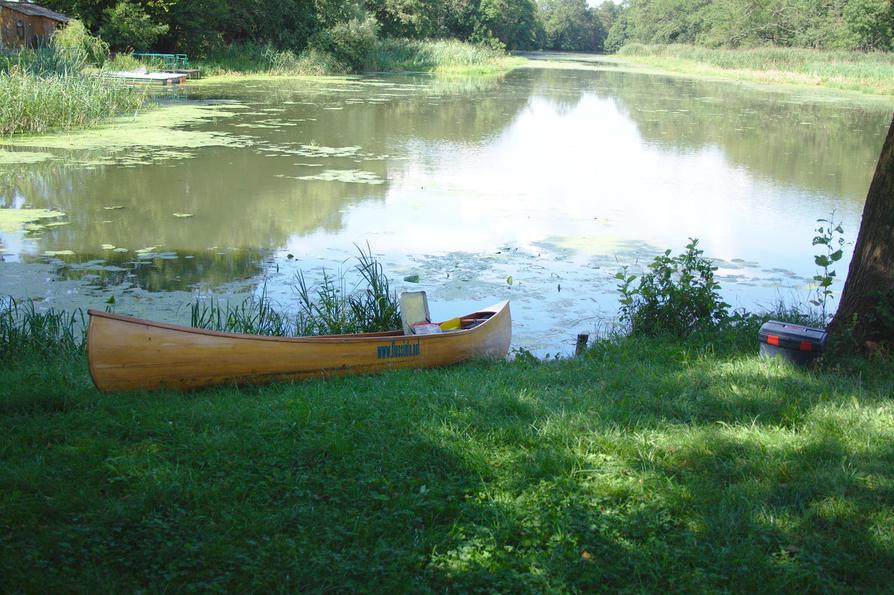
[1,65,891,354]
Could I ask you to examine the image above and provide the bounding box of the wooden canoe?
[87,301,511,392]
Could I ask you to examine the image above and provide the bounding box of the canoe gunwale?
[85,301,508,345]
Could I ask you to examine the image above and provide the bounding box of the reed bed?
[618,43,894,96]
[365,38,513,73]
[0,69,146,136]
[190,247,401,337]
[197,44,348,77]
[197,38,514,77]
[0,297,85,360]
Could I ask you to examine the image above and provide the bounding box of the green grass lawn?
[2,326,893,591]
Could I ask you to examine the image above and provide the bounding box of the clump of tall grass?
[197,43,349,77]
[617,43,894,95]
[190,246,401,337]
[190,285,294,336]
[196,37,511,77]
[0,297,86,361]
[365,38,510,73]
[0,69,145,135]
[0,19,147,136]
[103,52,144,72]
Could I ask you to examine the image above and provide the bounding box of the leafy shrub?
[100,1,169,52]
[53,19,110,69]
[103,52,142,72]
[5,19,112,75]
[615,238,729,338]
[312,15,379,72]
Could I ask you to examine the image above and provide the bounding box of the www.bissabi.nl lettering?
[376,340,421,359]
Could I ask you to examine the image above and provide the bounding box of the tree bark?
[828,113,894,352]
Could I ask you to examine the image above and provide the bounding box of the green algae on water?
[0,150,54,165]
[0,208,65,233]
[3,102,250,155]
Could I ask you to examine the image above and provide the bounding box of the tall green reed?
[190,245,401,337]
[0,69,145,135]
[0,297,86,361]
[0,20,146,136]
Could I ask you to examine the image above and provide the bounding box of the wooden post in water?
[575,334,589,356]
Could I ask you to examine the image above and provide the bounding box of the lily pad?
[44,250,75,256]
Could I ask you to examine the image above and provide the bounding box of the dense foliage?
[33,0,894,58]
[39,0,613,55]
[606,0,894,52]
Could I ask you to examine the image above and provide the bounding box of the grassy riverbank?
[615,44,894,97]
[2,309,893,591]
[197,39,522,78]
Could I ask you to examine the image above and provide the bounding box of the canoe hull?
[87,302,511,392]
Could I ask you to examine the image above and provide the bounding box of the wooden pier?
[104,71,187,85]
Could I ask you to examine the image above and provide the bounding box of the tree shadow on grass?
[411,353,894,591]
[3,348,893,592]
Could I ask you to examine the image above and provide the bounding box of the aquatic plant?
[190,285,293,337]
[365,38,511,73]
[190,245,401,337]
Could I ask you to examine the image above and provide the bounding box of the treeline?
[36,1,894,60]
[39,0,619,56]
[606,0,894,52]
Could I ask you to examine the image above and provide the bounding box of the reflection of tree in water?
[587,71,889,202]
[5,149,383,252]
[513,67,590,115]
[2,73,538,290]
[36,248,265,292]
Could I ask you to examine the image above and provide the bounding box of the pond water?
[1,62,891,355]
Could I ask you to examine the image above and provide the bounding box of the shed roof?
[0,1,69,22]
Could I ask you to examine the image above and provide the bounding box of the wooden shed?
[0,1,69,49]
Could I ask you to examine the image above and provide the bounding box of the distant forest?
[38,0,894,55]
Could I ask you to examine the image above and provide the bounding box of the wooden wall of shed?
[1,9,62,49]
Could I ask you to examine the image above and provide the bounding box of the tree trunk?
[828,113,894,352]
